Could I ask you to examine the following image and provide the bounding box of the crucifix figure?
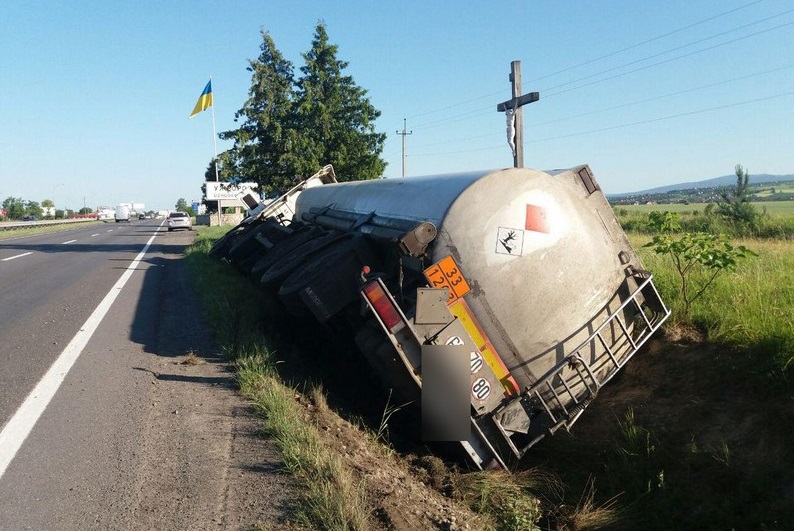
[496,61,539,168]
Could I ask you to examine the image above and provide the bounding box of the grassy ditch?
[185,228,572,530]
[185,227,370,530]
[530,226,794,530]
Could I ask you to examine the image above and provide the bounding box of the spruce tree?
[294,22,386,182]
[220,31,298,196]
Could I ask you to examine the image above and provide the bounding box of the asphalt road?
[0,220,291,530]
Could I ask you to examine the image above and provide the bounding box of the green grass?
[538,214,794,530]
[615,200,794,218]
[615,205,794,239]
[756,187,794,198]
[186,221,794,531]
[632,234,794,374]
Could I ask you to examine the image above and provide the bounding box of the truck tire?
[231,220,297,273]
[249,225,323,279]
[225,219,271,263]
[278,235,379,321]
[208,230,235,257]
[260,231,352,289]
[209,219,260,259]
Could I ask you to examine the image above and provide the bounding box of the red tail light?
[362,281,405,334]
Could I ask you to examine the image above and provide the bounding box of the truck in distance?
[114,205,130,222]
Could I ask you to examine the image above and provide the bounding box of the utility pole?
[396,118,412,177]
[496,61,539,168]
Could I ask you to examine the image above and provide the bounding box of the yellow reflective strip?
[449,299,518,395]
[449,300,486,348]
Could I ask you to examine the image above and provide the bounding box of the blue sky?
[1,0,792,211]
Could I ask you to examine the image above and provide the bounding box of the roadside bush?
[644,212,757,317]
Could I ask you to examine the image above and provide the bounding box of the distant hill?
[611,173,794,197]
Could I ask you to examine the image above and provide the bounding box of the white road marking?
[107,229,113,232]
[1,252,33,262]
[0,232,159,480]
[91,234,99,237]
[62,240,77,244]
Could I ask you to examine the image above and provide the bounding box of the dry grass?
[554,478,621,531]
[179,351,206,365]
[237,359,371,531]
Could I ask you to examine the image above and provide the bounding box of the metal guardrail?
[0,219,101,232]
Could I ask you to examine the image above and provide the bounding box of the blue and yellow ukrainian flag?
[189,80,213,118]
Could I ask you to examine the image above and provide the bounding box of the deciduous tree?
[2,197,25,219]
[645,211,757,316]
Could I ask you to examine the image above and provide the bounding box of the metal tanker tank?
[228,164,670,468]
[295,165,661,384]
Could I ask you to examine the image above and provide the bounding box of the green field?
[614,200,794,217]
[756,185,794,197]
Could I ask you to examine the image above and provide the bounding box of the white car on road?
[167,211,192,232]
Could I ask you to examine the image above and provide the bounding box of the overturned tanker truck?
[210,164,670,469]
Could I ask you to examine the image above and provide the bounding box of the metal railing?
[495,273,670,458]
[0,219,101,232]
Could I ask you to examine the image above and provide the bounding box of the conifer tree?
[221,23,386,195]
[220,31,299,195]
[293,22,386,182]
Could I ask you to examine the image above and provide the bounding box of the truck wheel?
[225,219,273,263]
[209,221,254,258]
[260,231,352,289]
[278,235,379,320]
[232,217,296,260]
[249,225,322,279]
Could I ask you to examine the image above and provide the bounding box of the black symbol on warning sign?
[496,227,524,256]
[500,230,517,254]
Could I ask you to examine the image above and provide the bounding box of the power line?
[404,0,774,124]
[527,0,767,84]
[530,63,794,127]
[406,90,504,121]
[409,91,794,157]
[411,105,494,131]
[527,91,794,142]
[411,62,794,148]
[408,17,794,133]
[540,10,794,96]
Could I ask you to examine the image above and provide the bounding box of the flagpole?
[209,76,221,226]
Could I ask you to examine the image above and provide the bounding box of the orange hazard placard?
[423,255,470,304]
[525,203,550,234]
